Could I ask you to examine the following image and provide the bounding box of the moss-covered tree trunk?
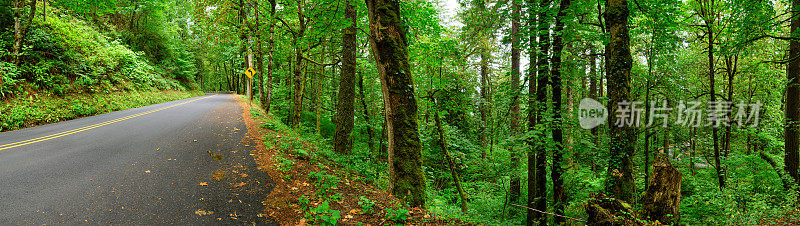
[291,0,306,128]
[263,0,276,113]
[605,0,636,204]
[365,0,426,207]
[12,0,36,66]
[334,0,357,154]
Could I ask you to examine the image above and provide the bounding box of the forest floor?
[235,96,468,225]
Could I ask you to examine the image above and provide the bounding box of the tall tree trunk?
[589,46,599,173]
[550,0,571,222]
[479,40,490,158]
[724,55,736,158]
[334,0,357,154]
[532,0,551,223]
[525,0,542,224]
[365,0,426,207]
[643,36,653,190]
[786,0,800,186]
[292,0,307,128]
[508,0,522,217]
[263,0,276,112]
[315,45,325,134]
[702,0,725,188]
[605,0,636,203]
[238,0,247,95]
[255,1,264,107]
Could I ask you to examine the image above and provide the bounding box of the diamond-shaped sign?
[245,67,255,78]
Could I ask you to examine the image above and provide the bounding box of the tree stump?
[642,154,682,224]
[586,193,641,226]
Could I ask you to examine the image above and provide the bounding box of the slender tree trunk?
[691,128,697,175]
[589,47,599,173]
[433,106,468,213]
[358,71,376,153]
[703,1,725,188]
[724,55,737,158]
[508,0,522,217]
[334,0,357,154]
[480,40,490,158]
[263,0,276,112]
[380,114,388,160]
[255,1,265,107]
[786,0,800,186]
[525,0,542,224]
[315,46,324,134]
[605,0,636,203]
[365,0,426,207]
[644,37,653,190]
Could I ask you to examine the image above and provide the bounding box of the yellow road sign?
[245,67,255,78]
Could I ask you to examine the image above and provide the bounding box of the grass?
[0,90,204,132]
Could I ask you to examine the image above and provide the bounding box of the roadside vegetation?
[240,96,460,225]
[0,90,202,132]
[1,4,200,132]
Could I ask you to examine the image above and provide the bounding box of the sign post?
[245,67,255,105]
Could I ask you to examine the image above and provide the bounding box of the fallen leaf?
[345,214,353,219]
[233,182,246,188]
[88,178,93,181]
[349,209,361,214]
[195,209,214,216]
[213,171,226,181]
[145,170,151,173]
[200,182,208,186]
[239,173,248,178]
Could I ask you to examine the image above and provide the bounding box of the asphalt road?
[0,94,276,225]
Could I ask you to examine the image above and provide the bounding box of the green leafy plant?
[358,196,376,214]
[308,201,340,226]
[308,170,340,196]
[274,151,295,173]
[385,205,410,223]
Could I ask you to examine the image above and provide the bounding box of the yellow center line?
[0,94,218,151]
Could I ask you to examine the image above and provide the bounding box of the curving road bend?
[0,94,275,225]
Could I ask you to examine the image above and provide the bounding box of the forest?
[3,0,800,224]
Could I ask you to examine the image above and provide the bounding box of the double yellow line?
[0,94,217,151]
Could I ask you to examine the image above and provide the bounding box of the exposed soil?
[235,97,469,225]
